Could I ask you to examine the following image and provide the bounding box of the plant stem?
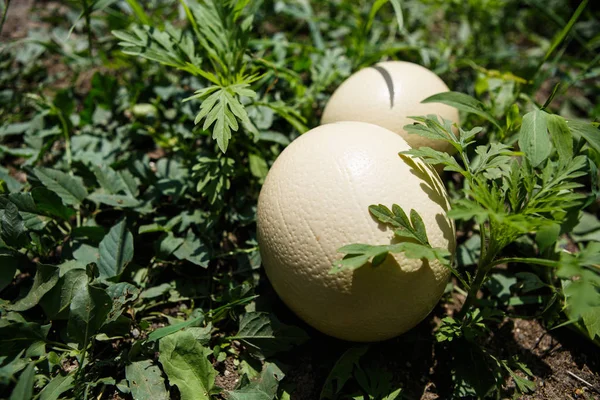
[81,0,93,60]
[56,110,72,170]
[0,0,11,37]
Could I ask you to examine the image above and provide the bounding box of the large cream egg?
[257,121,455,342]
[321,61,459,154]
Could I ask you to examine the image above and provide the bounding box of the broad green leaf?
[0,254,18,292]
[33,168,88,206]
[229,362,285,400]
[88,193,141,208]
[97,219,134,280]
[9,264,60,312]
[38,373,74,400]
[173,230,209,267]
[230,312,309,359]
[32,187,75,221]
[249,153,268,181]
[41,269,87,320]
[518,110,551,168]
[158,330,217,400]
[547,115,573,162]
[0,322,50,358]
[105,282,140,323]
[421,92,502,130]
[67,282,112,347]
[9,362,35,400]
[320,346,369,400]
[126,360,169,400]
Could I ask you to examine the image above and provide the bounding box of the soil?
[260,284,600,400]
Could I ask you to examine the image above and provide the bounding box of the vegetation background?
[0,0,599,399]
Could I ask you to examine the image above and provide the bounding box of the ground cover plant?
[0,0,599,399]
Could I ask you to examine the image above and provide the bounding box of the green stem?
[488,257,560,269]
[56,110,72,170]
[0,0,11,36]
[81,0,93,59]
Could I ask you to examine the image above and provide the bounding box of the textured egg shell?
[257,121,456,342]
[321,61,459,154]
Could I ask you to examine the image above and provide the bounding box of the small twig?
[0,0,12,37]
[566,370,600,393]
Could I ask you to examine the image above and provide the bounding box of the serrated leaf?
[158,330,217,400]
[97,219,134,280]
[320,346,369,400]
[229,362,285,400]
[231,312,308,359]
[581,307,600,340]
[9,264,59,312]
[518,110,551,168]
[422,92,502,130]
[567,119,600,154]
[33,168,88,206]
[1,202,27,248]
[126,360,169,400]
[67,282,112,347]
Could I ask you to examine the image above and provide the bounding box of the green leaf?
[67,282,112,348]
[535,223,560,252]
[97,219,134,280]
[187,83,257,153]
[105,282,140,323]
[368,204,429,244]
[88,193,141,208]
[147,315,204,342]
[126,360,169,400]
[173,230,209,267]
[0,322,50,358]
[33,168,88,206]
[230,312,309,359]
[249,153,268,182]
[518,110,551,168]
[41,268,86,319]
[421,92,502,130]
[158,330,217,400]
[229,362,285,400]
[0,254,18,292]
[32,187,75,221]
[9,264,60,312]
[581,306,600,340]
[547,115,573,162]
[400,148,465,174]
[566,119,600,154]
[1,202,27,248]
[38,373,74,400]
[320,346,369,400]
[9,362,35,400]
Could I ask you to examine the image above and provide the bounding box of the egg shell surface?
[321,61,459,154]
[257,121,456,342]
